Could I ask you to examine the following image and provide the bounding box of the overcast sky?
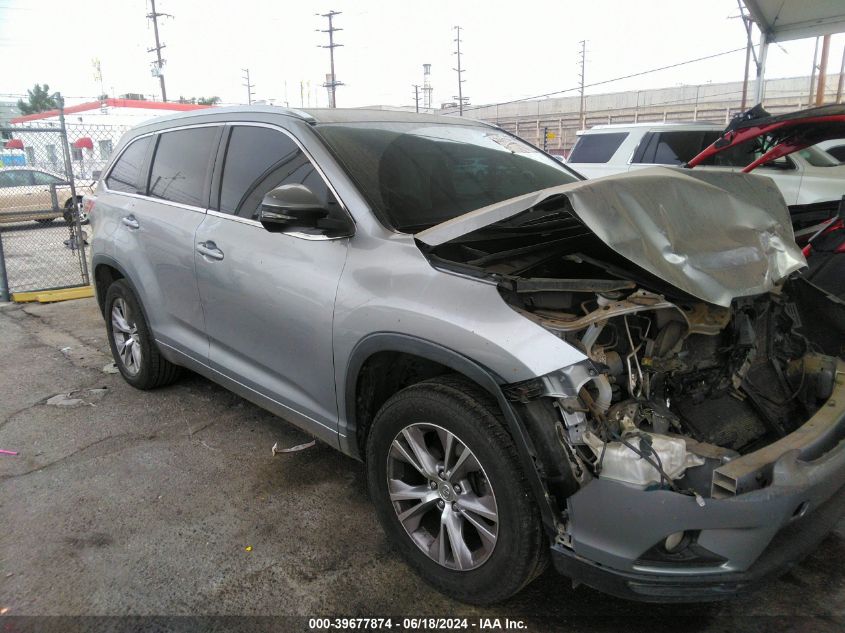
[1,0,843,109]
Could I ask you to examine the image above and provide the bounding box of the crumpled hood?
[417,167,807,307]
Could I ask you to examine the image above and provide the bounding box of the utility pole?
[816,34,831,106]
[577,40,587,130]
[242,68,255,105]
[809,37,820,106]
[412,85,420,113]
[147,0,171,102]
[453,26,468,115]
[317,10,343,108]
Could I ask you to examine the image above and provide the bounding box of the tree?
[17,84,58,115]
[177,96,220,105]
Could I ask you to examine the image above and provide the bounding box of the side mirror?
[258,184,351,237]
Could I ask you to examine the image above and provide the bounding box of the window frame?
[207,121,354,240]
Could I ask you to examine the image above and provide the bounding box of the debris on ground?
[271,439,316,456]
[0,449,18,456]
[46,393,84,407]
[244,546,252,552]
[45,387,109,408]
[101,362,119,374]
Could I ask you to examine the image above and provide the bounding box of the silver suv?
[89,107,845,604]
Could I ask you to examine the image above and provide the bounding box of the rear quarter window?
[568,132,629,163]
[106,136,153,194]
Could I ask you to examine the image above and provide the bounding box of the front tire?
[104,280,180,389]
[366,375,546,604]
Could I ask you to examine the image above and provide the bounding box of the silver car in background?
[88,107,845,604]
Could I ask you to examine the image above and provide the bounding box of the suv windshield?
[315,121,579,232]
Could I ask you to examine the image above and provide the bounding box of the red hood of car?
[687,103,845,173]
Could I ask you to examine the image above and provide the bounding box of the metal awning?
[743,0,845,42]
[72,137,93,151]
[742,1,845,104]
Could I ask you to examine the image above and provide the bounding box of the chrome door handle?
[196,241,224,261]
[121,215,140,229]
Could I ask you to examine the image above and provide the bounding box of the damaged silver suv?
[88,107,845,604]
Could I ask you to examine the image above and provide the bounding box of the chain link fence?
[0,110,128,300]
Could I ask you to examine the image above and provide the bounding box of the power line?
[146,0,172,102]
[317,10,343,108]
[452,25,468,115]
[461,46,747,114]
[242,68,255,105]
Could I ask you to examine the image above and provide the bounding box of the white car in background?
[566,122,845,206]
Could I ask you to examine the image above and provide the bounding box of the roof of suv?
[129,105,488,131]
[583,121,723,132]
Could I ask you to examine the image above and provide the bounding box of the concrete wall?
[441,74,845,154]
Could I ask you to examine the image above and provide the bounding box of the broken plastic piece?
[272,439,316,456]
[0,449,18,456]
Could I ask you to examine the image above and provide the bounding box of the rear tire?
[104,279,180,389]
[366,374,547,604]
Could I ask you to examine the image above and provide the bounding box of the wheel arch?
[341,333,502,458]
[92,255,147,325]
[341,332,560,535]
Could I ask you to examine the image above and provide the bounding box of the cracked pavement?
[1,298,844,630]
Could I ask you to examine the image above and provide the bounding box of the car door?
[194,123,351,443]
[105,126,221,358]
[30,170,66,213]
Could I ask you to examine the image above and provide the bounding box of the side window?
[31,171,63,186]
[633,131,715,165]
[106,136,153,194]
[0,171,34,187]
[149,127,219,207]
[568,132,628,163]
[218,125,340,221]
[98,139,113,160]
[828,145,845,162]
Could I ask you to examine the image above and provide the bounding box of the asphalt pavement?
[1,298,844,632]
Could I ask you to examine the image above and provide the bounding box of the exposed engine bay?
[505,280,837,499]
[419,179,844,505]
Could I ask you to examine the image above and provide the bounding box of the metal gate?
[0,102,100,301]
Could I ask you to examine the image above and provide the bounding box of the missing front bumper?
[554,361,845,600]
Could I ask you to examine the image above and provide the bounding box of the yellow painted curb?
[12,286,94,304]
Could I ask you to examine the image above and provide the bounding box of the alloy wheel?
[386,423,499,571]
[111,298,142,375]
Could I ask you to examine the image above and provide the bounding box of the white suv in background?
[566,122,845,206]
